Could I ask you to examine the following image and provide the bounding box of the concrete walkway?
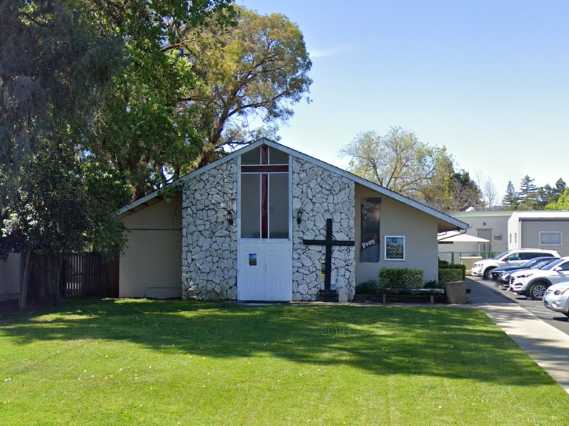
[467,279,569,393]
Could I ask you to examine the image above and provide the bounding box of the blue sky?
[239,0,569,200]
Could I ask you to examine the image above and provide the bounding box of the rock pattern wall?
[182,160,237,300]
[292,158,356,301]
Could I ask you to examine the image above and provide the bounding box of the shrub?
[379,268,423,289]
[439,268,464,285]
[439,262,466,279]
[355,280,379,295]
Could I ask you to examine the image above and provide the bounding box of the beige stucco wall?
[120,195,182,298]
[451,212,510,254]
[0,253,21,301]
[355,185,439,284]
[521,220,569,256]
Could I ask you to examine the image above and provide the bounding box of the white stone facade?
[181,160,238,300]
[181,153,356,302]
[291,158,356,301]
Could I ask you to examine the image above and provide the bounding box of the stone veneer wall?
[292,158,356,302]
[181,160,237,300]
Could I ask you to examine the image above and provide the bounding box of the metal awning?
[438,231,489,244]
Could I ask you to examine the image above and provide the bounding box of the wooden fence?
[29,253,119,301]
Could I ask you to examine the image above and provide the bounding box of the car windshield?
[532,259,552,269]
[521,258,542,268]
[493,251,510,260]
[540,258,564,270]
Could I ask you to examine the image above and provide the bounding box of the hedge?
[439,262,466,280]
[379,268,423,289]
[439,268,464,285]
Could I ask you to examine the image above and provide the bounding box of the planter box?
[445,281,466,304]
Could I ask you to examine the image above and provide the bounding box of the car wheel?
[528,281,548,300]
[483,268,495,280]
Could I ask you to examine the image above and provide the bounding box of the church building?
[118,139,467,302]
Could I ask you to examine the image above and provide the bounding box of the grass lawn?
[1,300,568,425]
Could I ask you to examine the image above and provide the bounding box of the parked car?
[490,256,560,282]
[543,282,569,317]
[471,249,560,280]
[503,258,562,291]
[509,257,569,299]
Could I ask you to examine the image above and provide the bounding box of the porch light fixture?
[226,208,234,226]
[296,208,304,225]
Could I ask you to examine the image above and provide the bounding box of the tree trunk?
[18,250,31,311]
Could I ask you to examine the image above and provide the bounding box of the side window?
[559,262,569,271]
[506,253,521,261]
[521,252,552,260]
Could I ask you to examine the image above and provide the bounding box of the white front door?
[238,240,292,301]
[237,144,292,302]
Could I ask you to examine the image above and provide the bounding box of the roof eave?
[117,137,470,231]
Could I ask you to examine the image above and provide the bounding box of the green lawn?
[1,300,568,425]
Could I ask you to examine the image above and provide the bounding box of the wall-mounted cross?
[303,218,354,301]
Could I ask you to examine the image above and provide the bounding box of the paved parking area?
[466,278,569,393]
[469,277,569,336]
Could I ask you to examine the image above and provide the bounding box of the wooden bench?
[378,288,446,304]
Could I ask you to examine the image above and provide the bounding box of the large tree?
[90,5,310,198]
[0,0,132,307]
[518,175,539,209]
[343,128,440,197]
[183,7,312,165]
[502,181,520,209]
[1,0,228,307]
[343,127,483,210]
[85,0,235,198]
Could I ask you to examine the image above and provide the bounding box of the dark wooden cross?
[303,218,355,301]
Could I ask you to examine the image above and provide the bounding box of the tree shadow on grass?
[0,299,559,387]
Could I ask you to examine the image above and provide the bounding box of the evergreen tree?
[502,181,519,209]
[518,175,539,209]
[554,178,567,200]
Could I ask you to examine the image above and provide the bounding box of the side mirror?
[553,266,562,272]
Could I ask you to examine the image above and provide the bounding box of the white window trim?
[539,231,562,247]
[384,235,406,261]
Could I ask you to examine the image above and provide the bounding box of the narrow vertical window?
[240,145,289,239]
[241,174,260,238]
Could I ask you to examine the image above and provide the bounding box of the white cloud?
[310,44,351,59]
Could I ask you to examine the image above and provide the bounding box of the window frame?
[538,231,562,247]
[238,147,291,240]
[558,261,569,271]
[505,252,522,262]
[384,235,406,261]
[360,198,381,263]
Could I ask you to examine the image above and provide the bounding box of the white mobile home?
[508,211,569,256]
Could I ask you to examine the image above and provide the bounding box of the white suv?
[510,257,569,299]
[543,282,569,317]
[471,249,560,280]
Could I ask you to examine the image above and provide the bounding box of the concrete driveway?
[471,277,569,336]
[466,278,569,393]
